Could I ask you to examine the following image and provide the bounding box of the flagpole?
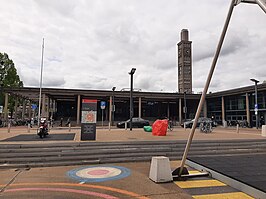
[37,38,44,127]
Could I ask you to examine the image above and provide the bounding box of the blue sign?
[100,101,106,109]
[31,104,37,110]
[255,104,258,114]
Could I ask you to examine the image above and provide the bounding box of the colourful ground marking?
[188,170,202,174]
[175,179,226,188]
[174,170,254,199]
[193,192,254,199]
[5,187,118,199]
[87,169,109,175]
[4,183,150,199]
[67,165,130,182]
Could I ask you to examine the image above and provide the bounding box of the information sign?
[100,101,106,109]
[81,99,97,140]
[31,104,37,110]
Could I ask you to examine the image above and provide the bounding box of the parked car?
[181,117,217,128]
[117,117,150,128]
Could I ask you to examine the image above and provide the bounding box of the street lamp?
[112,87,116,126]
[250,78,259,129]
[37,38,44,127]
[129,68,136,131]
[0,80,3,114]
[0,61,4,115]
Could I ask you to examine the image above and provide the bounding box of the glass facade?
[207,91,266,127]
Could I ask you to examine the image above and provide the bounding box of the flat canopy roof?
[3,83,266,102]
[3,87,200,103]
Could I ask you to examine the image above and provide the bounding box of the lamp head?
[129,68,136,75]
[250,78,259,84]
[112,87,116,91]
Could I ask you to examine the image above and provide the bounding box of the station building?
[2,82,266,127]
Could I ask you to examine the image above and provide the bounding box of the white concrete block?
[262,125,266,137]
[149,156,173,183]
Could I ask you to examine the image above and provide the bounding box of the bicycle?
[199,122,212,133]
[168,120,173,131]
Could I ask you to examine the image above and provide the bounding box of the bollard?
[27,123,31,133]
[223,120,227,128]
[8,122,11,133]
[125,122,127,130]
[68,123,71,132]
[236,124,239,134]
[149,156,173,182]
[262,125,266,137]
[108,122,111,131]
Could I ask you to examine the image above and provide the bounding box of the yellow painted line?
[2,183,149,199]
[188,170,202,174]
[175,179,226,188]
[193,192,254,199]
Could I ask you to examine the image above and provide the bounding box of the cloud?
[0,0,265,93]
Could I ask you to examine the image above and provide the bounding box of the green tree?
[0,52,23,117]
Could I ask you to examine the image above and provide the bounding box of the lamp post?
[0,61,4,117]
[250,78,259,129]
[37,38,44,127]
[0,80,3,117]
[129,68,136,131]
[112,87,116,126]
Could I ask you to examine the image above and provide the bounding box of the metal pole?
[130,73,133,131]
[255,81,259,129]
[177,0,237,176]
[102,109,104,128]
[112,87,116,126]
[109,96,112,131]
[37,38,44,128]
[255,0,266,13]
[0,63,3,110]
[8,122,10,133]
[112,92,114,126]
[184,91,187,121]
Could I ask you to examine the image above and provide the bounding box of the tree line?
[0,52,23,118]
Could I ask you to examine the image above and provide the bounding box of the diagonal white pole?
[37,38,44,127]
[256,0,266,13]
[177,0,237,176]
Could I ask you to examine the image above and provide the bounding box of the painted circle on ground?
[76,167,121,179]
[87,169,109,175]
[67,165,131,182]
[5,188,119,199]
[4,183,150,199]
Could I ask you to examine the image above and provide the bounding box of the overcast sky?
[0,0,265,93]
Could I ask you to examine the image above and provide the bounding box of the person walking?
[66,117,70,126]
[60,118,63,127]
[260,116,265,127]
